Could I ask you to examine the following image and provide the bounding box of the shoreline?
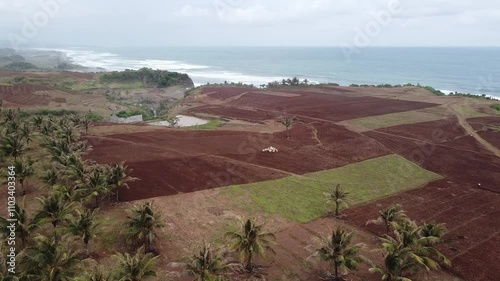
[1,47,498,100]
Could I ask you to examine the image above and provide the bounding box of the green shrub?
[86,112,104,121]
[20,109,77,117]
[491,104,500,111]
[100,68,194,88]
[115,110,143,118]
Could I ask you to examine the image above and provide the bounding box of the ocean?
[53,46,500,99]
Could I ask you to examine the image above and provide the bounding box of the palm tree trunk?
[53,222,59,245]
[145,238,151,253]
[84,235,90,257]
[116,187,120,202]
[334,263,339,280]
[246,251,253,271]
[335,202,339,217]
[21,233,27,249]
[85,241,89,257]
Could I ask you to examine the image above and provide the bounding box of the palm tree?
[326,184,348,217]
[367,204,407,234]
[43,137,72,163]
[394,220,450,265]
[41,168,59,187]
[40,120,55,136]
[224,218,276,271]
[312,227,364,281]
[126,202,165,252]
[369,235,413,281]
[20,235,81,281]
[79,266,114,281]
[113,246,158,281]
[67,209,99,257]
[369,220,451,281]
[13,158,34,194]
[0,135,25,160]
[1,109,18,125]
[34,194,75,244]
[0,244,19,281]
[61,152,88,184]
[53,185,85,203]
[106,162,138,202]
[58,124,80,144]
[19,123,33,145]
[0,202,38,249]
[186,243,227,281]
[419,222,447,245]
[5,119,20,135]
[32,116,44,129]
[82,165,111,208]
[280,116,295,138]
[82,116,92,134]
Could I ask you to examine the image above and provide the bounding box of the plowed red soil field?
[200,86,252,99]
[346,117,500,281]
[0,84,53,106]
[86,121,391,200]
[192,87,439,122]
[190,105,276,121]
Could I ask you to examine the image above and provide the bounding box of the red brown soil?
[86,86,499,280]
[365,118,495,155]
[375,118,467,144]
[467,116,500,126]
[200,86,253,99]
[193,87,439,122]
[0,84,54,106]
[345,117,500,281]
[190,105,276,122]
[86,121,391,200]
[478,130,500,150]
[0,70,95,80]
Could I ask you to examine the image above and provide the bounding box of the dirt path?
[445,102,500,157]
[303,122,323,146]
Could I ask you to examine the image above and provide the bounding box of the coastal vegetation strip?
[221,154,443,223]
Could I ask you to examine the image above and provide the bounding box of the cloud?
[1,0,499,47]
[214,3,274,24]
[177,5,210,17]
[211,0,352,25]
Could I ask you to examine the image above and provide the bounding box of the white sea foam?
[438,88,500,100]
[37,48,210,72]
[42,48,288,86]
[189,71,285,86]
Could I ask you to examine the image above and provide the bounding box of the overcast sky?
[1,0,499,47]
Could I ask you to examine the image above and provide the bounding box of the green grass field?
[349,107,448,129]
[222,154,442,223]
[185,119,225,130]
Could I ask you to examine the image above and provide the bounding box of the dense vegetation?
[491,104,500,111]
[100,68,195,88]
[449,92,498,100]
[2,62,39,71]
[115,110,144,118]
